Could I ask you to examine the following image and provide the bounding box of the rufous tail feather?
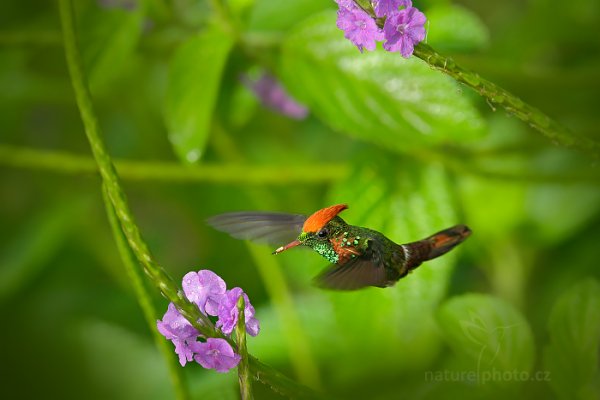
[403,224,471,271]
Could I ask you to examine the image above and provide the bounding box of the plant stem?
[3,143,599,184]
[102,185,189,400]
[246,245,323,388]
[351,1,600,156]
[248,357,326,399]
[413,43,600,157]
[212,125,323,388]
[59,1,324,398]
[59,0,212,336]
[235,296,253,400]
[0,144,348,184]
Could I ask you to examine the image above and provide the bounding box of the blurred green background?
[1,0,599,399]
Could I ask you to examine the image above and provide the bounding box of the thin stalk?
[0,144,348,184]
[235,296,253,400]
[3,143,598,184]
[102,185,189,400]
[59,1,323,398]
[413,43,600,157]
[352,0,600,157]
[246,245,323,388]
[59,0,211,337]
[212,125,323,389]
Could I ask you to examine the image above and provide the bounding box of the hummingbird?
[207,204,471,291]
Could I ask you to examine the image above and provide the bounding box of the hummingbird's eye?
[317,228,328,238]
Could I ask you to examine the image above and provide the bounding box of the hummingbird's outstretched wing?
[207,211,306,246]
[313,258,389,290]
[313,238,393,291]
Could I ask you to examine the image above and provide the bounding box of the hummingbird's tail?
[402,225,471,271]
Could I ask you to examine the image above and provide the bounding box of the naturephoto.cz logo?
[426,309,551,385]
[424,368,551,384]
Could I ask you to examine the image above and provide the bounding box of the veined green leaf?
[165,24,234,163]
[437,294,535,379]
[279,11,485,152]
[544,279,600,400]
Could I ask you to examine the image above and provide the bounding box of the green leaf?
[80,7,143,92]
[165,24,234,163]
[437,294,535,379]
[279,11,485,152]
[426,4,490,52]
[544,279,600,400]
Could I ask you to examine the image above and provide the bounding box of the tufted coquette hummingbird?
[208,204,471,291]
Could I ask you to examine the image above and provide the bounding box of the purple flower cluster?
[335,0,426,58]
[242,73,309,120]
[157,270,259,372]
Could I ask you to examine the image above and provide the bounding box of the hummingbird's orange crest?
[302,204,348,233]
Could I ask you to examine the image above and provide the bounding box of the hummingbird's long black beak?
[272,239,302,255]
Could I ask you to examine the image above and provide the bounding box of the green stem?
[413,43,600,157]
[59,0,212,337]
[352,1,599,156]
[212,125,323,388]
[235,296,253,400]
[248,357,326,399]
[0,144,348,184]
[3,143,599,184]
[247,245,323,388]
[102,185,189,400]
[59,1,323,398]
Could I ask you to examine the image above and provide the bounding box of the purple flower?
[157,269,260,371]
[383,7,426,58]
[216,287,260,337]
[182,270,226,315]
[190,338,241,373]
[334,0,357,10]
[244,74,308,120]
[373,0,412,18]
[336,3,384,52]
[157,303,200,366]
